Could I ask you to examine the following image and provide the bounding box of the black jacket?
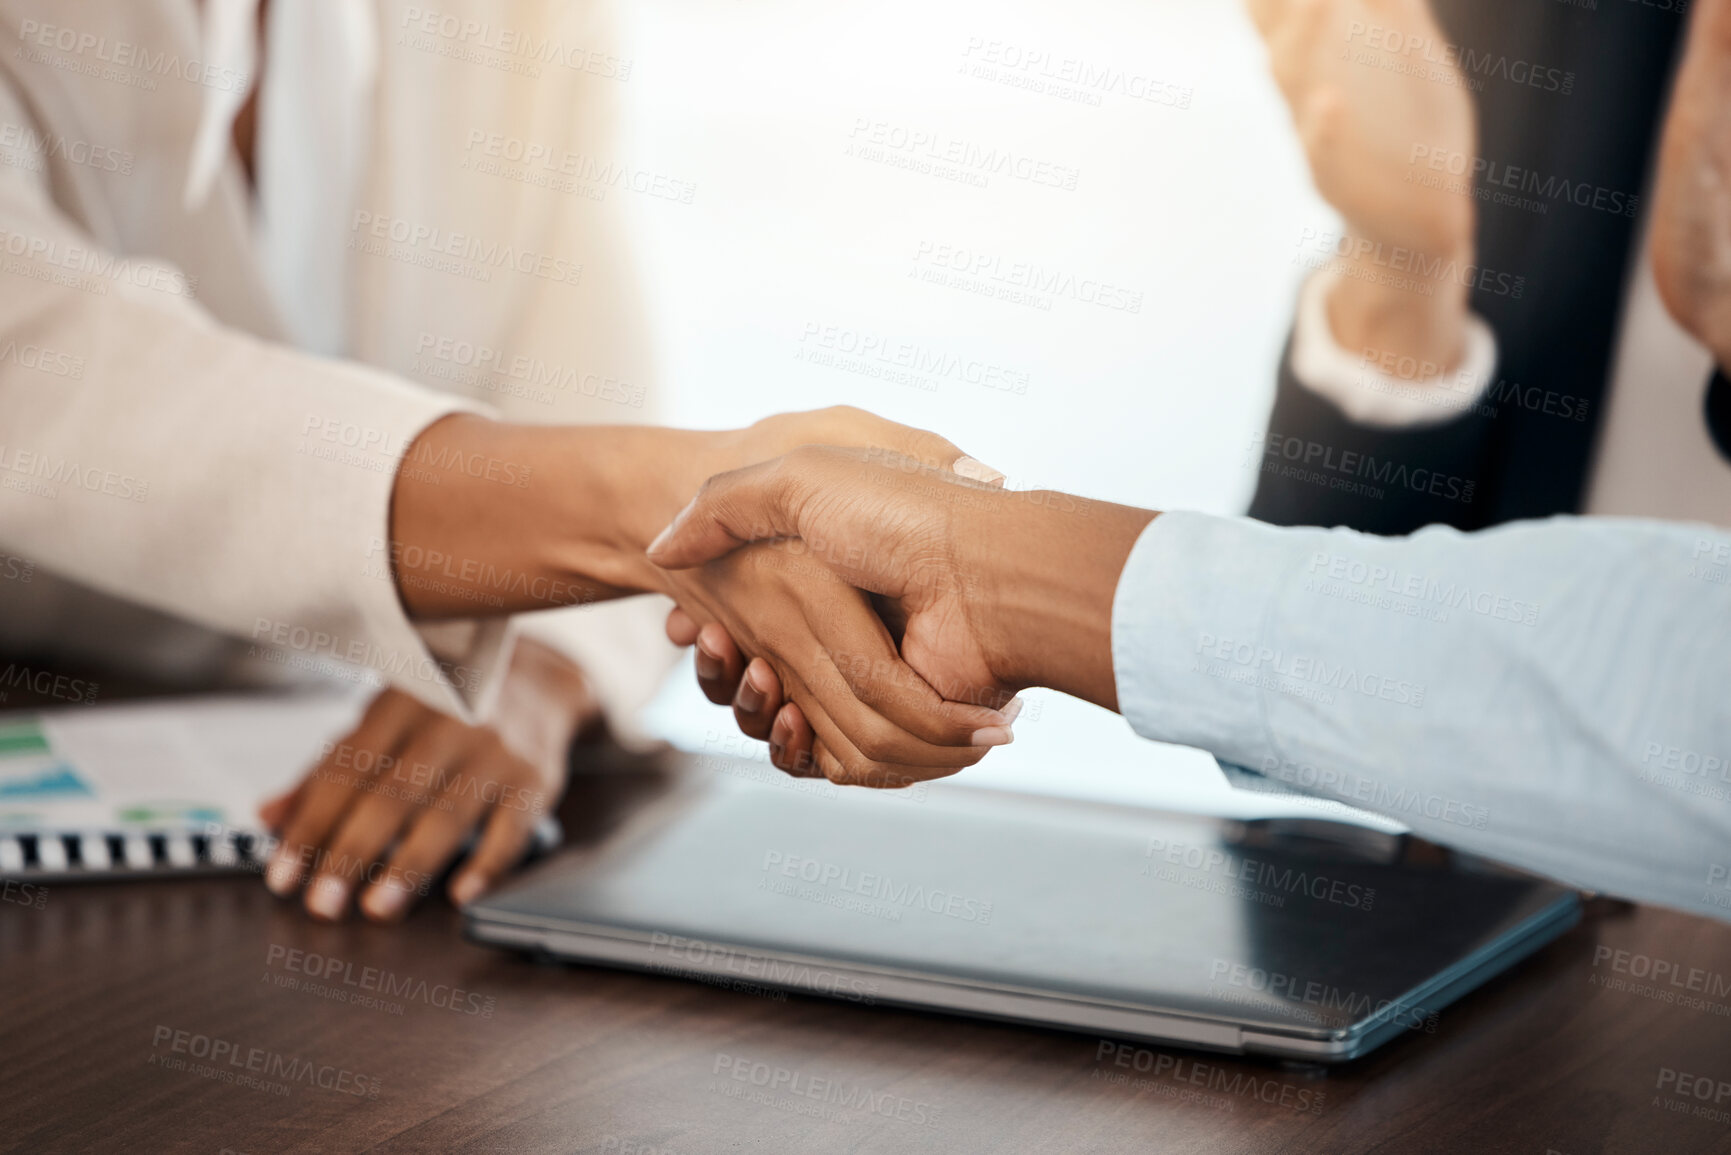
[1248,0,1684,534]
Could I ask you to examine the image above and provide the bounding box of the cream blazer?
[0,0,677,727]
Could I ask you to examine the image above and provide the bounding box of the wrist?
[389,416,725,617]
[1326,240,1472,379]
[963,489,1157,710]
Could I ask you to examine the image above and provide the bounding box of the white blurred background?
[615,0,1373,820]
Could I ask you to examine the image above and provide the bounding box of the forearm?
[389,416,748,617]
[1324,243,1472,378]
[1112,511,1731,920]
[965,492,1156,711]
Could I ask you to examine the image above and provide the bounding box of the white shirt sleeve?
[1110,510,1731,921]
[1289,269,1500,427]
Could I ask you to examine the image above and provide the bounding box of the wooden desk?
[4,753,1731,1155]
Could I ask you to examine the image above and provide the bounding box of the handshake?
[388,405,1155,789]
[647,441,1154,787]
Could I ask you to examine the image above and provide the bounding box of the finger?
[303,715,477,921]
[803,404,1003,483]
[301,790,422,921]
[781,664,983,787]
[257,783,302,832]
[768,701,819,778]
[445,803,540,910]
[1244,0,1283,41]
[665,605,700,647]
[794,584,1012,751]
[694,621,746,705]
[733,657,784,741]
[366,783,492,921]
[267,690,422,897]
[647,458,799,568]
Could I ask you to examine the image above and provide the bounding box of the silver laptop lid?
[468,766,1576,1049]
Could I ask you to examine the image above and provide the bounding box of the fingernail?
[737,663,770,713]
[362,882,411,922]
[953,457,1006,486]
[265,851,300,896]
[970,726,1014,747]
[1001,697,1024,723]
[694,634,723,679]
[450,873,486,907]
[647,522,674,558]
[306,876,349,921]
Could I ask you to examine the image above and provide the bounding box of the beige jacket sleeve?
[0,87,507,720]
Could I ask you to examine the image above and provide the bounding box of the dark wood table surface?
[5,749,1731,1155]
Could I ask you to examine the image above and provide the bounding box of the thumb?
[646,458,802,569]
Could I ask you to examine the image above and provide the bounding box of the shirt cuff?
[294,390,511,724]
[513,596,682,749]
[1111,511,1301,770]
[1289,268,1498,428]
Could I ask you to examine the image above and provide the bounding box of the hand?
[387,405,1013,786]
[652,431,1017,788]
[1248,0,1476,374]
[387,406,1004,616]
[649,449,1157,783]
[258,637,593,922]
[1652,0,1731,370]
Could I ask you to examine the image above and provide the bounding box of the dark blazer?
[1248,1,1684,534]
